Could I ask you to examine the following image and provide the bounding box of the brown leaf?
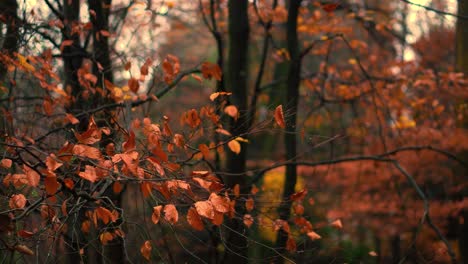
[15,245,34,256]
[164,204,178,224]
[140,240,152,261]
[152,205,162,224]
[198,144,210,159]
[128,77,139,93]
[286,236,297,253]
[187,207,204,231]
[274,105,286,128]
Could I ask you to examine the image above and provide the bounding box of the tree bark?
[223,0,250,263]
[0,0,19,83]
[275,0,301,260]
[456,1,468,262]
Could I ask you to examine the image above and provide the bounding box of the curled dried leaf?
[274,105,286,128]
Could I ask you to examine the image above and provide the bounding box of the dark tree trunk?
[275,0,301,260]
[456,1,468,262]
[0,0,19,82]
[223,0,250,263]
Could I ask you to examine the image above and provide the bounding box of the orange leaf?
[293,204,304,215]
[307,231,321,240]
[73,144,102,160]
[15,245,34,256]
[194,201,214,219]
[228,140,241,154]
[0,159,12,168]
[274,105,286,128]
[140,240,152,261]
[46,154,63,172]
[44,177,59,195]
[245,197,254,212]
[286,236,297,253]
[201,62,222,81]
[251,184,259,195]
[100,232,114,245]
[187,207,204,231]
[152,205,162,224]
[65,113,80,124]
[330,219,343,229]
[243,214,254,228]
[164,204,178,224]
[369,251,378,257]
[63,178,74,189]
[224,105,238,119]
[193,177,212,191]
[209,193,230,213]
[9,194,27,209]
[79,165,98,183]
[233,184,240,198]
[198,144,210,159]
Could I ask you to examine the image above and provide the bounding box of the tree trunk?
[456,1,468,262]
[223,0,249,263]
[275,0,301,260]
[0,0,18,82]
[456,0,468,73]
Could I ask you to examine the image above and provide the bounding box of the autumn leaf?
[228,140,241,154]
[322,3,340,13]
[44,177,59,195]
[18,230,34,238]
[293,204,304,215]
[46,154,63,172]
[307,231,321,241]
[233,184,240,198]
[201,62,222,81]
[369,251,378,257]
[15,245,34,256]
[79,165,98,183]
[209,193,230,213]
[290,189,307,201]
[152,205,162,224]
[140,240,152,261]
[198,144,210,159]
[274,105,286,128]
[9,194,27,209]
[195,201,214,219]
[245,197,254,212]
[128,77,139,93]
[224,105,238,119]
[100,232,114,245]
[65,113,80,124]
[0,159,12,168]
[187,207,204,231]
[164,204,178,224]
[330,219,343,229]
[286,236,297,253]
[73,144,102,160]
[243,214,254,228]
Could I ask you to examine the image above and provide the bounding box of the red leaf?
[274,105,286,128]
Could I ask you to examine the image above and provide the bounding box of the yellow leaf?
[228,140,241,154]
